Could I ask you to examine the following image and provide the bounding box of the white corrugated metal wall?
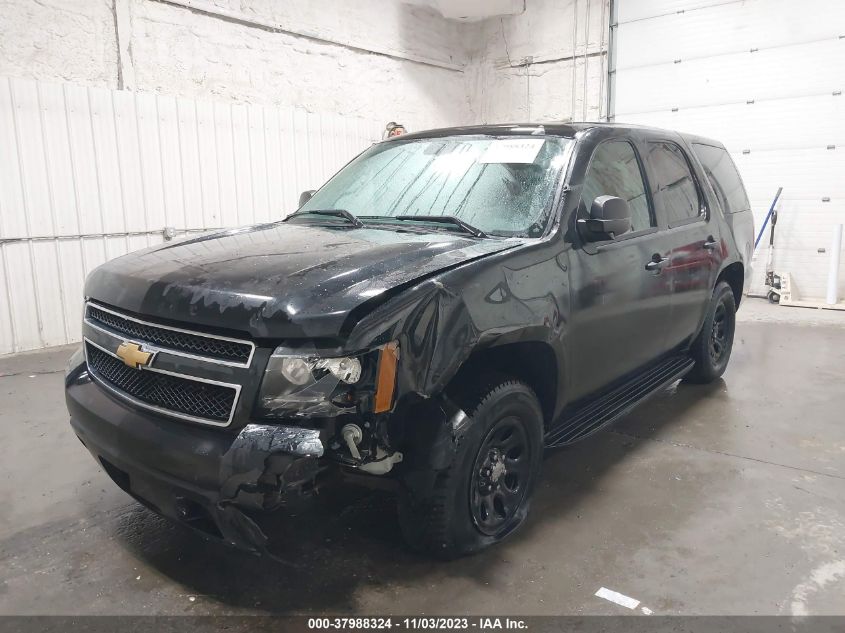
[0,76,382,355]
[612,0,845,298]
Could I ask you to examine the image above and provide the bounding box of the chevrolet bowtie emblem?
[116,342,153,369]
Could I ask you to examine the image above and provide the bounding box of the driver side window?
[582,140,654,233]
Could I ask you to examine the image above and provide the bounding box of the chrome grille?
[86,303,253,365]
[85,342,238,424]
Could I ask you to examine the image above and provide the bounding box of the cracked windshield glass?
[299,135,573,237]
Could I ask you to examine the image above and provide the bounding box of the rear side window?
[692,143,750,214]
[582,140,653,233]
[647,142,702,226]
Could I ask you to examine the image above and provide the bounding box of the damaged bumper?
[66,372,324,553]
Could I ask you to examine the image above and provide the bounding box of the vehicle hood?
[85,222,521,340]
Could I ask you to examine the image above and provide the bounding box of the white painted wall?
[466,0,610,123]
[129,0,473,130]
[0,0,614,140]
[613,0,845,299]
[0,0,474,130]
[0,0,119,89]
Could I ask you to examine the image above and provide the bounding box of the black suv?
[66,123,754,558]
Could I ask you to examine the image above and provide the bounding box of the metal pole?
[754,187,783,250]
[826,224,843,305]
[606,0,617,122]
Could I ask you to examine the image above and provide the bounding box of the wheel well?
[447,342,558,427]
[717,262,744,307]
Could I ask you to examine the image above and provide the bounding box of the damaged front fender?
[343,239,564,406]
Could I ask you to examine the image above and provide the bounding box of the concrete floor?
[1,299,844,616]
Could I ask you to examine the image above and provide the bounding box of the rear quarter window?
[692,143,751,214]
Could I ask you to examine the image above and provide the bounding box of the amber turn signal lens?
[374,342,399,413]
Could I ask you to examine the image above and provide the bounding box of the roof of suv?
[391,122,724,149]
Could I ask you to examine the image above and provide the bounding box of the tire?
[398,378,544,559]
[684,281,736,384]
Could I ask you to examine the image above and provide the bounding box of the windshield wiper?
[286,208,363,228]
[394,215,487,238]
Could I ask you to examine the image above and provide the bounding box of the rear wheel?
[685,281,736,383]
[398,378,543,558]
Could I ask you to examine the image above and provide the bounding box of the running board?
[545,355,694,447]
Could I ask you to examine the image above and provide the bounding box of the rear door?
[567,136,677,401]
[691,141,755,292]
[642,138,724,350]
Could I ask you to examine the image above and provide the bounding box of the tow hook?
[340,423,403,475]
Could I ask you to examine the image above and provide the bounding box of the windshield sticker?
[479,138,545,164]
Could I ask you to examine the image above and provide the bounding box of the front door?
[567,138,676,402]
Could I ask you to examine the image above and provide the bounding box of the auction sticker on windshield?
[478,138,545,164]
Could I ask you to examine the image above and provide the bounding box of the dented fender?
[344,238,568,407]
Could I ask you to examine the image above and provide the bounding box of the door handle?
[703,236,719,251]
[645,255,669,272]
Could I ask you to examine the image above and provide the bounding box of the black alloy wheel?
[470,416,532,536]
[685,280,736,384]
[397,378,544,558]
[709,302,728,364]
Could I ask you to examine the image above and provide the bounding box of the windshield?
[298,135,573,238]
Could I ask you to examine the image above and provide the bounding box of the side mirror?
[298,190,315,208]
[579,195,632,241]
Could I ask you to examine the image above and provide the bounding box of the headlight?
[279,357,315,385]
[255,345,385,419]
[277,356,362,386]
[312,357,362,384]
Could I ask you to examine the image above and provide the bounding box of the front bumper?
[66,366,324,552]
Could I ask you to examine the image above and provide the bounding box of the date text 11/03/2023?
[307,617,529,630]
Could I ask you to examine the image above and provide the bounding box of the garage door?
[612,0,845,298]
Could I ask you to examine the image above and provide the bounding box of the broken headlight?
[278,356,362,386]
[255,345,388,419]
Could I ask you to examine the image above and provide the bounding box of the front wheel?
[398,379,543,559]
[684,281,736,383]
